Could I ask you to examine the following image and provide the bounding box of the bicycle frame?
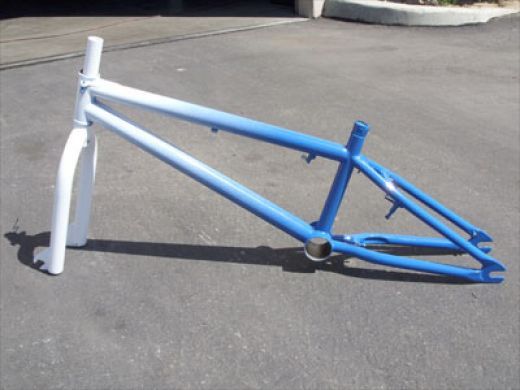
[34,36,506,283]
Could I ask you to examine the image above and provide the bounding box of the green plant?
[438,0,457,5]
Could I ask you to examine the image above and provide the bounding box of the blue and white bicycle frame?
[35,37,506,283]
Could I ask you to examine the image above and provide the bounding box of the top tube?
[89,79,350,162]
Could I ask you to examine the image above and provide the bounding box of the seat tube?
[316,121,370,233]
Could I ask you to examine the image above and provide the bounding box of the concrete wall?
[295,0,325,17]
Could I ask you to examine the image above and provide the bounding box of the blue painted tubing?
[365,158,488,240]
[354,156,505,282]
[331,240,493,283]
[90,81,349,161]
[340,233,490,253]
[316,121,369,232]
[316,160,355,232]
[84,82,506,283]
[85,103,315,242]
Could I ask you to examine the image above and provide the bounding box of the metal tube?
[354,156,505,270]
[316,160,354,232]
[67,134,98,247]
[89,79,349,161]
[85,102,315,242]
[331,240,496,283]
[34,128,89,274]
[341,233,482,251]
[316,121,369,232]
[82,36,104,78]
[74,37,104,127]
[366,158,484,239]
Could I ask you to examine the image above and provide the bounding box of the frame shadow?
[5,230,472,284]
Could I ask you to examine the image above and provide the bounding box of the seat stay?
[364,158,491,244]
[353,157,504,271]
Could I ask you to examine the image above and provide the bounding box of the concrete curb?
[323,0,519,26]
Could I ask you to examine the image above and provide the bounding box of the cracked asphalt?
[1,15,519,390]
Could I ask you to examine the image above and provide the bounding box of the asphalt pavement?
[0,0,303,68]
[1,15,519,390]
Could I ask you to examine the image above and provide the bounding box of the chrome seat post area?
[35,36,506,283]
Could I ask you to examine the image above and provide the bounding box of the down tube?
[84,103,314,242]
